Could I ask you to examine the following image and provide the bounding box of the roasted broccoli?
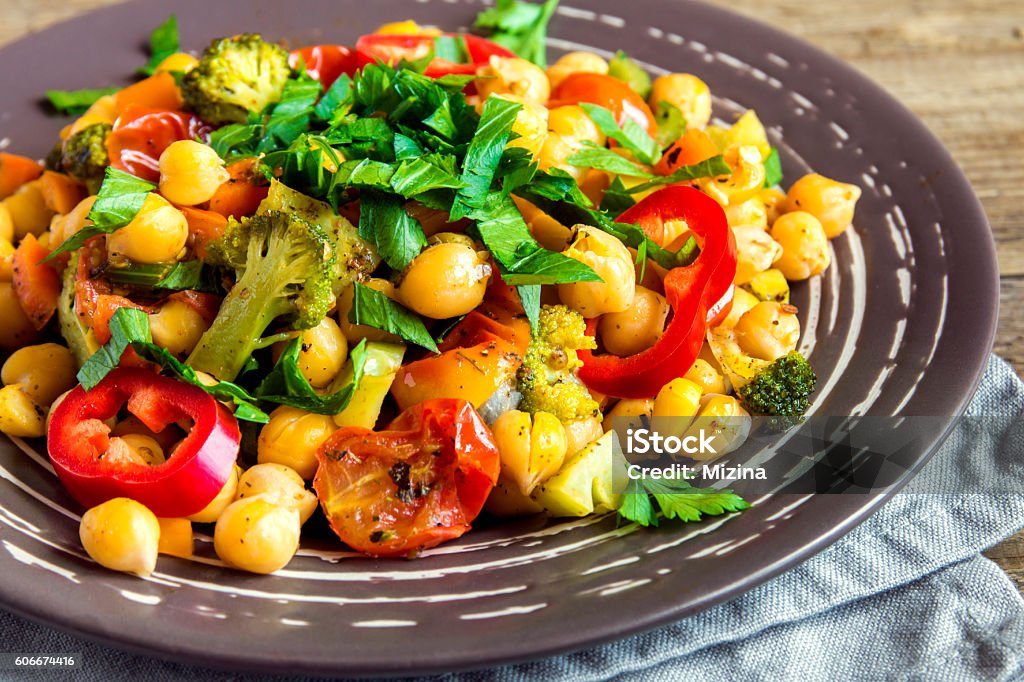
[181,34,290,125]
[60,123,111,193]
[186,210,336,381]
[516,305,600,422]
[737,351,817,417]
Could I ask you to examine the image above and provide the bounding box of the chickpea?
[2,181,55,240]
[563,416,603,456]
[236,463,318,525]
[559,226,636,317]
[685,359,727,395]
[337,278,401,344]
[0,282,38,350]
[398,242,491,319]
[257,405,336,480]
[476,56,551,105]
[492,94,549,158]
[719,285,760,329]
[0,236,15,281]
[271,317,348,388]
[156,517,193,559]
[155,52,199,74]
[214,496,301,574]
[760,187,787,224]
[733,225,783,285]
[598,286,669,357]
[537,133,585,182]
[649,73,713,130]
[701,145,767,207]
[374,20,440,36]
[653,378,703,418]
[106,193,188,264]
[784,173,862,238]
[427,231,476,248]
[145,299,208,357]
[602,398,653,432]
[685,394,751,460]
[1,343,77,406]
[49,195,96,248]
[0,384,46,437]
[734,301,801,361]
[725,197,768,230]
[158,140,230,206]
[548,105,605,146]
[187,466,239,523]
[770,211,831,280]
[0,204,13,243]
[546,51,609,90]
[112,434,166,466]
[492,410,567,496]
[79,498,161,577]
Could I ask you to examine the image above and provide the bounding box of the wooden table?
[2,0,1023,585]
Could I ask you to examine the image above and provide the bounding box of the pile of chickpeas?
[0,39,861,577]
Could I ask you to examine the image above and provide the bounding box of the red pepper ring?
[577,186,737,399]
[47,368,241,517]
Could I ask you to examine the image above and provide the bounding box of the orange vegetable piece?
[11,234,61,330]
[39,171,87,215]
[180,206,228,259]
[655,129,720,176]
[207,159,269,220]
[391,334,523,413]
[114,72,184,113]
[0,153,44,200]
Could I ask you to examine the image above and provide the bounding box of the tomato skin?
[550,72,658,135]
[355,34,513,79]
[655,129,719,176]
[106,106,211,183]
[47,368,241,518]
[314,399,500,557]
[289,45,358,88]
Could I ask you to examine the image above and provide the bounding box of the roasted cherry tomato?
[11,234,60,331]
[289,45,358,88]
[106,106,211,183]
[550,72,659,136]
[314,399,500,557]
[355,33,513,79]
[48,368,241,517]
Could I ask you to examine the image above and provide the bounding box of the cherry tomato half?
[550,72,658,136]
[355,33,513,79]
[289,45,358,88]
[314,399,500,557]
[106,106,211,183]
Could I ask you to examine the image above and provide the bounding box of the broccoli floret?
[516,305,600,423]
[737,351,817,417]
[60,123,111,193]
[182,34,290,125]
[186,210,335,381]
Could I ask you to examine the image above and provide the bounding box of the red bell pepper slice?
[106,106,212,183]
[48,368,240,517]
[577,186,737,399]
[355,33,513,79]
[289,45,358,88]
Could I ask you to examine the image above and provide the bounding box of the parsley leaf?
[390,155,467,196]
[763,147,783,188]
[138,15,180,76]
[79,308,269,423]
[600,176,637,214]
[256,337,368,414]
[517,284,541,334]
[47,168,156,260]
[104,260,218,292]
[451,95,523,220]
[625,155,733,195]
[358,190,427,271]
[567,144,654,178]
[348,282,439,353]
[579,103,661,165]
[474,0,561,68]
[46,87,120,116]
[617,476,750,527]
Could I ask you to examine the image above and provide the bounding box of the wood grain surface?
[1,0,1022,587]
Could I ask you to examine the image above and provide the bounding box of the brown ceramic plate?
[0,0,999,675]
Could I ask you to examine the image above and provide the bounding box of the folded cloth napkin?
[3,356,1023,681]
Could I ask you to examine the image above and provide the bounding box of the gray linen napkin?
[2,355,1023,681]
